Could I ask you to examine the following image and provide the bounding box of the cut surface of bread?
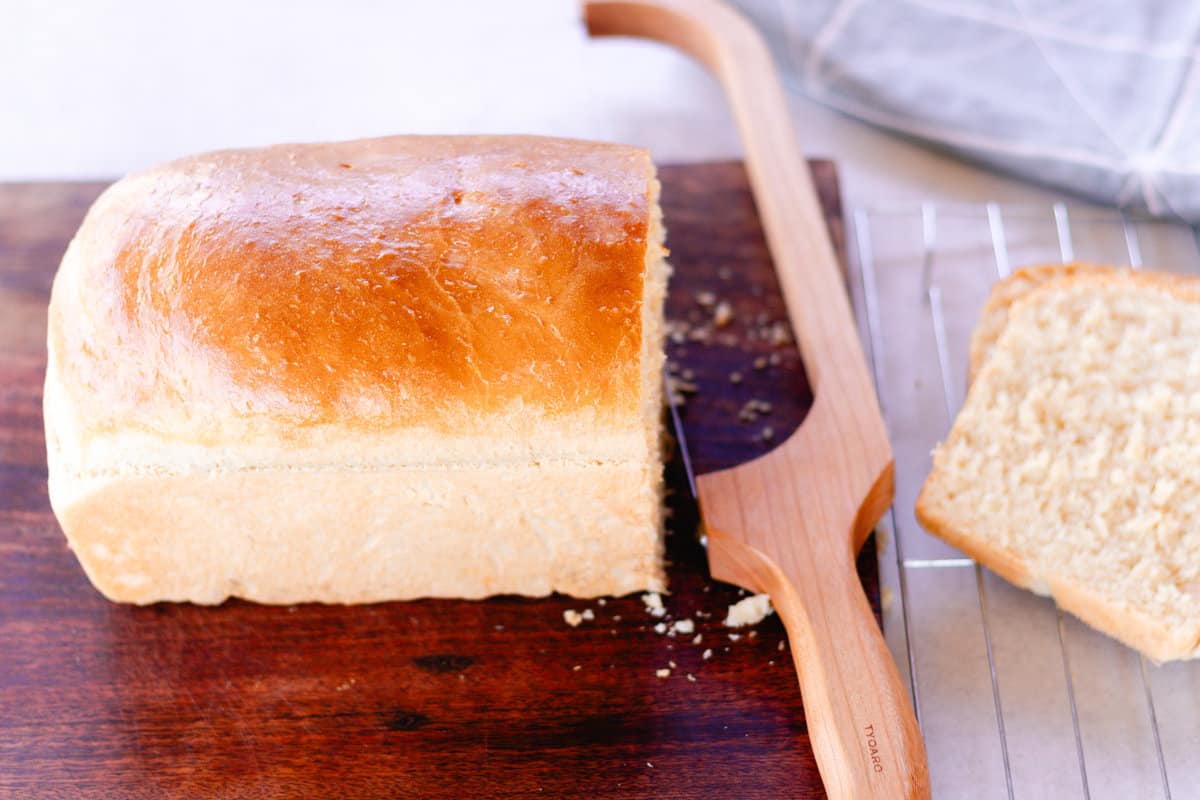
[45,135,669,604]
[918,271,1200,661]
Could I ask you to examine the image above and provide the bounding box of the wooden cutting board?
[0,161,877,799]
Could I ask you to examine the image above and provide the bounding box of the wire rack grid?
[849,201,1200,799]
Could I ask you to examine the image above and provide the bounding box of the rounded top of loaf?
[48,135,659,444]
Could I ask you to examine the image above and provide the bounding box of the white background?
[2,0,1066,209]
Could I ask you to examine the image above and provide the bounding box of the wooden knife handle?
[709,521,929,800]
[782,556,925,799]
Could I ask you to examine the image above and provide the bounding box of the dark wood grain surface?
[0,161,877,799]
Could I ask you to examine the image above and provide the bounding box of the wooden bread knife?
[585,2,930,798]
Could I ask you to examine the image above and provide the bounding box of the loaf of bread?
[918,269,1200,661]
[44,135,670,605]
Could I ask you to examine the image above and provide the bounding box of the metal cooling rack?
[848,201,1200,799]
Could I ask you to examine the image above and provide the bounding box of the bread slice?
[45,135,669,604]
[917,270,1200,661]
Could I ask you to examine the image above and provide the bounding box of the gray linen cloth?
[737,0,1200,220]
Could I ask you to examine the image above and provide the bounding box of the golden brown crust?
[913,489,1033,590]
[1047,578,1200,663]
[920,485,1200,660]
[49,135,656,442]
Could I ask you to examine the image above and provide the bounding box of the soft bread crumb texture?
[967,263,1113,382]
[919,273,1200,661]
[967,263,1197,382]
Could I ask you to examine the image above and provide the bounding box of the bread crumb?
[702,648,713,660]
[769,322,792,346]
[713,301,733,328]
[738,399,772,423]
[696,290,717,308]
[563,609,583,627]
[656,668,671,679]
[668,660,677,669]
[729,371,743,384]
[768,352,782,366]
[761,426,774,441]
[642,592,666,618]
[748,630,757,638]
[597,598,607,607]
[653,622,667,635]
[647,761,655,768]
[686,673,697,683]
[572,665,582,671]
[778,640,786,651]
[728,633,742,642]
[671,619,695,636]
[669,377,699,395]
[612,614,622,622]
[581,608,595,621]
[753,356,768,370]
[665,319,688,344]
[692,633,703,645]
[724,593,775,627]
